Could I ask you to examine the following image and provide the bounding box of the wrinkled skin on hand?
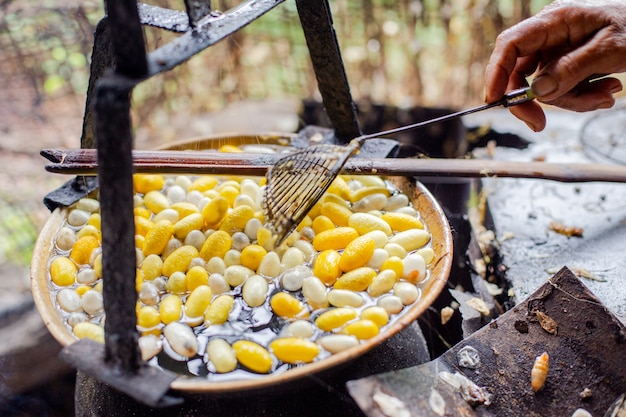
[485,0,626,131]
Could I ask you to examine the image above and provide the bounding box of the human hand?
[485,0,626,131]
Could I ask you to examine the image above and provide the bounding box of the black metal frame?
[60,0,363,407]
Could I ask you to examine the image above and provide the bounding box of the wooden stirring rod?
[41,148,626,183]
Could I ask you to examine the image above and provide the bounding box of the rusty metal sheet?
[347,267,626,417]
[60,339,181,408]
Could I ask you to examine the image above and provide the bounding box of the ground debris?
[579,388,593,401]
[483,281,504,296]
[572,267,607,282]
[439,371,492,407]
[549,221,584,238]
[546,266,607,282]
[457,346,481,369]
[535,311,558,335]
[429,389,446,416]
[466,297,491,316]
[441,306,454,325]
[450,288,495,337]
[372,389,411,417]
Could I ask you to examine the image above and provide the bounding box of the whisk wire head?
[263,143,357,245]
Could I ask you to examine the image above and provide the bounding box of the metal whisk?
[263,87,535,245]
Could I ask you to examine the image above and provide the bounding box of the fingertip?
[510,102,546,132]
[608,79,623,95]
[484,59,520,103]
[524,120,545,132]
[483,65,500,103]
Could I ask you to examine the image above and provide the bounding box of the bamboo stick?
[41,148,626,183]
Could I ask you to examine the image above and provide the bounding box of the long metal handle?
[42,148,626,183]
[355,87,535,145]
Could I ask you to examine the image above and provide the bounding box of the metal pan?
[30,133,453,394]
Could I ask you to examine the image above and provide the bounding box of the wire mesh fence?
[0,197,38,267]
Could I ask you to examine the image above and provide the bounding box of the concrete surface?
[464,106,626,323]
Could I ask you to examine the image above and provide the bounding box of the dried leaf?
[484,282,503,296]
[466,297,490,316]
[536,311,558,335]
[549,221,583,238]
[441,306,454,325]
[572,267,607,282]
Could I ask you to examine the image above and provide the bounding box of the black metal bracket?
[94,72,142,374]
[80,0,285,148]
[296,0,361,143]
[183,0,211,28]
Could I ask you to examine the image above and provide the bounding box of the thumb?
[531,72,560,99]
[531,28,624,100]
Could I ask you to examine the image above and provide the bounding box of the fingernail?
[598,101,613,109]
[532,74,558,97]
[610,84,622,94]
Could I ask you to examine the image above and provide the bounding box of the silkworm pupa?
[531,351,549,392]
